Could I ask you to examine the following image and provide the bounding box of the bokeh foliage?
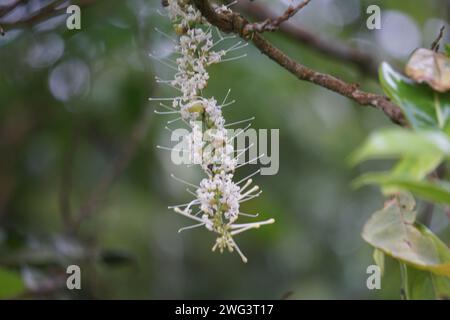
[0,0,449,299]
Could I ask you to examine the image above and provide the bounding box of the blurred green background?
[0,0,449,299]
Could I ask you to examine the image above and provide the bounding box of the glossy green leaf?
[392,154,443,180]
[362,193,450,278]
[379,62,450,133]
[0,267,26,299]
[351,128,448,199]
[354,173,450,205]
[350,128,450,165]
[373,155,443,195]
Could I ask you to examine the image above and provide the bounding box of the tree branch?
[0,0,23,17]
[1,0,65,27]
[243,0,310,33]
[0,0,97,33]
[236,1,379,78]
[0,0,23,35]
[192,0,406,126]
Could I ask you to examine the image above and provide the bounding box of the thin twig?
[192,0,406,125]
[0,0,98,32]
[243,0,311,33]
[13,0,66,24]
[430,25,445,52]
[0,0,23,17]
[236,1,379,77]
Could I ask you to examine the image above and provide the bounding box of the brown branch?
[0,0,97,32]
[1,0,66,26]
[192,0,406,126]
[236,1,379,77]
[0,0,22,35]
[0,0,23,17]
[243,0,310,33]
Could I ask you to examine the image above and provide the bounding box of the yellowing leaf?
[405,48,450,93]
[362,193,450,278]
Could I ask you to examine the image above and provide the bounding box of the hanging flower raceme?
[153,0,274,262]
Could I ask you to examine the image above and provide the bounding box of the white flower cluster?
[167,0,202,27]
[172,28,223,105]
[197,172,240,220]
[158,0,274,263]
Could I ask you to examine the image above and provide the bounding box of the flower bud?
[174,24,187,35]
[187,101,204,113]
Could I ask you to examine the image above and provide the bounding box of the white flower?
[185,121,204,165]
[215,4,232,15]
[202,127,236,173]
[172,28,225,103]
[196,172,240,221]
[202,214,213,231]
[167,0,202,28]
[159,0,274,263]
[204,98,225,128]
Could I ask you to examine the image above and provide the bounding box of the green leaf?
[0,267,26,299]
[405,266,450,299]
[350,128,450,165]
[362,193,450,278]
[354,173,450,205]
[392,155,443,180]
[379,62,450,133]
[445,44,450,57]
[431,273,450,299]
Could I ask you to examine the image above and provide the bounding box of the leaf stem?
[399,262,410,300]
